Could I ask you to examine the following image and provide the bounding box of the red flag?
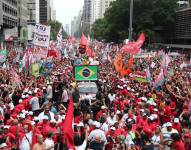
[114,53,123,73]
[120,56,133,76]
[86,47,94,58]
[62,97,74,149]
[80,33,87,46]
[121,33,145,55]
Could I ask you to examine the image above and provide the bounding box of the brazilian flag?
[74,66,98,81]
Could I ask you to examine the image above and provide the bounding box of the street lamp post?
[128,0,133,41]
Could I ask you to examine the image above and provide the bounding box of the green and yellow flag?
[74,66,98,81]
[32,63,40,77]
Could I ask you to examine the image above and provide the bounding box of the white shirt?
[47,85,53,99]
[75,140,87,150]
[88,129,107,143]
[38,111,55,122]
[19,131,32,150]
[152,134,161,150]
[30,97,40,111]
[107,116,117,126]
[0,107,4,116]
[108,93,116,102]
[101,122,109,132]
[62,89,68,102]
[44,138,54,150]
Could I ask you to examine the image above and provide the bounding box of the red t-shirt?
[173,141,185,150]
[172,123,181,133]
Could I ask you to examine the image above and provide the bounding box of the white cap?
[50,119,56,123]
[174,118,179,123]
[154,108,158,112]
[21,95,26,99]
[110,127,116,131]
[26,94,29,98]
[4,125,10,129]
[148,116,154,121]
[152,114,158,119]
[43,116,49,120]
[128,119,133,122]
[33,117,39,121]
[101,106,106,109]
[29,111,33,115]
[0,143,7,148]
[28,91,32,95]
[140,109,144,112]
[31,121,35,125]
[166,122,172,127]
[20,113,26,118]
[19,99,23,103]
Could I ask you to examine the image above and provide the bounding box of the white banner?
[33,24,51,47]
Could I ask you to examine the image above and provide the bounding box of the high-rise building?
[82,0,92,23]
[49,0,56,21]
[64,24,70,35]
[91,0,101,24]
[18,0,28,27]
[51,10,56,21]
[71,9,83,37]
[0,0,18,28]
[0,0,18,43]
[27,0,39,25]
[39,0,50,24]
[100,0,116,18]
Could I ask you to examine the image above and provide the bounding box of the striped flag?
[153,68,164,88]
[161,54,171,68]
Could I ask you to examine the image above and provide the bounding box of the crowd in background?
[0,41,191,150]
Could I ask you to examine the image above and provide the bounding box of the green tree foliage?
[48,20,68,41]
[92,0,177,43]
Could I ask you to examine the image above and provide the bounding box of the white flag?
[57,26,63,43]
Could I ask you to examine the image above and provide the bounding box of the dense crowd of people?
[0,41,191,150]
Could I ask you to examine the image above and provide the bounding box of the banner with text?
[33,24,51,47]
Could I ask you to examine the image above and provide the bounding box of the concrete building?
[64,24,70,35]
[82,0,92,23]
[100,0,116,18]
[18,0,28,27]
[71,9,83,36]
[27,0,39,25]
[0,0,18,28]
[51,10,56,21]
[175,7,191,44]
[91,0,101,24]
[39,0,50,24]
[0,0,18,43]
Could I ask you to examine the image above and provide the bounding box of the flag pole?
[128,0,133,41]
